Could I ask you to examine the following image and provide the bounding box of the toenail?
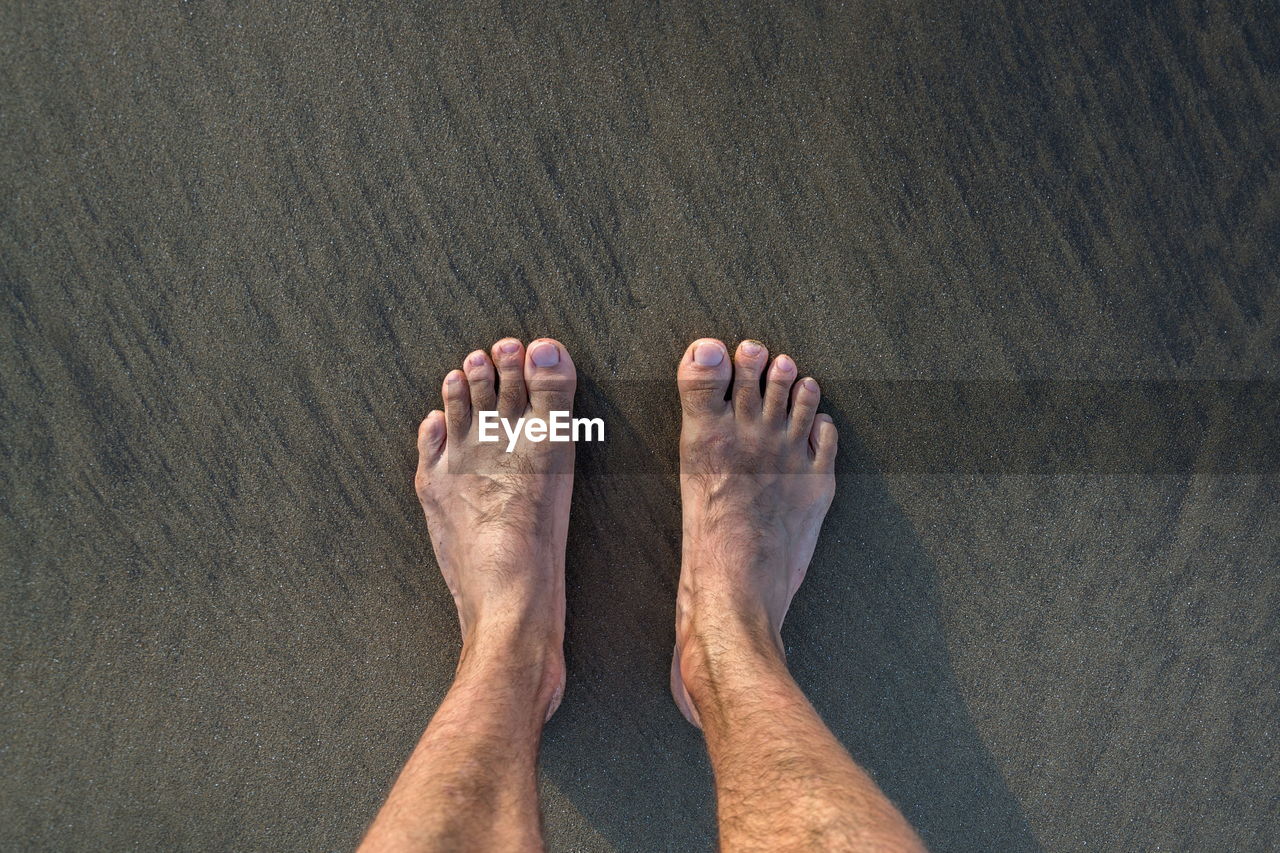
[740,340,763,357]
[803,378,819,392]
[693,342,724,366]
[776,355,795,373]
[530,342,560,367]
[499,340,521,354]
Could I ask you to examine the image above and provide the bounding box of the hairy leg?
[673,338,925,852]
[359,338,576,853]
[360,633,557,852]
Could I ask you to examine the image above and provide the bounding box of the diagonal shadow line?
[787,395,1044,852]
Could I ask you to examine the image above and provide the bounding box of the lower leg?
[681,610,923,851]
[359,626,559,852]
[673,338,923,851]
[360,338,578,853]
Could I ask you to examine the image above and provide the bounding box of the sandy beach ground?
[2,2,1277,850]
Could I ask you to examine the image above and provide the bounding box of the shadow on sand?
[535,378,1043,851]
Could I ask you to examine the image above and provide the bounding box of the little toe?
[762,354,797,422]
[442,369,471,436]
[811,413,838,469]
[678,338,732,417]
[464,349,497,413]
[525,338,577,416]
[490,338,527,419]
[417,409,447,466]
[788,376,821,440]
[731,340,768,418]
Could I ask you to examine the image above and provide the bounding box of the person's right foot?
[415,337,577,722]
[671,338,838,727]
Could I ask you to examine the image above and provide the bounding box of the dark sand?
[2,1,1278,850]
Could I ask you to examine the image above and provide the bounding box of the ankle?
[458,620,565,713]
[677,607,787,702]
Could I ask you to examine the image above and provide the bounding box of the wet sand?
[2,1,1277,850]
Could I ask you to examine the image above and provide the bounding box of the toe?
[762,354,797,421]
[811,412,838,468]
[731,340,768,418]
[464,350,497,413]
[491,338,527,419]
[788,376,821,440]
[417,409,447,466]
[442,369,471,435]
[525,338,576,416]
[678,338,731,416]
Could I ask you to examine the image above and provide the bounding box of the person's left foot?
[670,338,837,727]
[414,338,577,720]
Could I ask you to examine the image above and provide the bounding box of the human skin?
[358,337,923,852]
[672,337,925,852]
[358,337,574,853]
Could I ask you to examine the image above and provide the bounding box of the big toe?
[524,338,576,415]
[678,338,731,417]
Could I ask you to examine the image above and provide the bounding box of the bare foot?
[414,337,577,721]
[671,338,838,727]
